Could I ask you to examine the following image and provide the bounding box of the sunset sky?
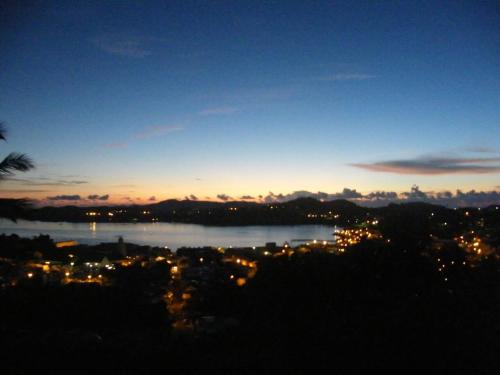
[1,1,499,206]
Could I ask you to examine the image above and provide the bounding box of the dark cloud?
[259,186,500,208]
[217,194,232,201]
[148,196,156,201]
[365,191,398,200]
[47,195,81,201]
[262,189,361,203]
[401,185,428,200]
[352,156,500,175]
[436,191,453,199]
[240,195,254,200]
[333,188,363,199]
[88,194,109,201]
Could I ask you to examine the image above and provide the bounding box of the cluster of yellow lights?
[335,228,379,251]
[85,212,100,216]
[307,213,341,219]
[455,233,484,255]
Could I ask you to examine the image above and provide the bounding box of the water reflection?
[0,219,336,250]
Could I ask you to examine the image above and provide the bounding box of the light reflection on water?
[0,219,337,249]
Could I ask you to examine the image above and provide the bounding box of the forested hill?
[18,198,500,227]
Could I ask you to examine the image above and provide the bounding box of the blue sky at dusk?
[1,1,499,206]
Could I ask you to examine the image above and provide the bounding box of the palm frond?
[0,153,35,178]
[0,122,6,141]
[0,198,32,222]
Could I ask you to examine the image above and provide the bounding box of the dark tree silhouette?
[0,122,34,220]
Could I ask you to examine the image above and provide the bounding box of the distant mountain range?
[17,197,497,227]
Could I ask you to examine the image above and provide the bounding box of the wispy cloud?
[6,177,88,186]
[199,107,238,115]
[91,34,163,58]
[134,125,183,140]
[0,189,48,194]
[317,73,375,81]
[352,156,500,175]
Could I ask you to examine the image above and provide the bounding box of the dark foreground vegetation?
[1,202,499,373]
[1,232,499,374]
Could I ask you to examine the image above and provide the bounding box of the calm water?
[0,219,337,249]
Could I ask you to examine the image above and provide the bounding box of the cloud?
[91,35,162,58]
[352,156,500,175]
[0,189,48,194]
[318,73,375,81]
[365,191,398,200]
[240,195,254,200]
[148,196,156,201]
[262,189,361,203]
[199,107,238,115]
[88,194,109,201]
[47,195,81,201]
[102,125,182,152]
[400,185,428,199]
[259,186,500,208]
[334,188,363,199]
[6,177,88,186]
[217,194,232,201]
[134,125,183,140]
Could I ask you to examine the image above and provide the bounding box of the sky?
[1,0,499,206]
